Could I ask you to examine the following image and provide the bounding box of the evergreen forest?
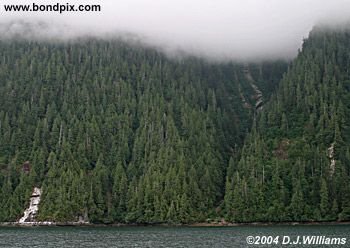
[0,24,349,224]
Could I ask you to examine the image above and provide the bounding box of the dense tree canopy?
[1,25,349,224]
[0,37,287,223]
[224,26,350,222]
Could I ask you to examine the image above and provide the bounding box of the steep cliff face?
[18,188,41,223]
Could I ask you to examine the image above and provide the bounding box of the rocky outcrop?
[18,187,41,223]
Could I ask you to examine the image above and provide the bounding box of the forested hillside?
[224,26,350,222]
[1,25,349,225]
[0,37,287,223]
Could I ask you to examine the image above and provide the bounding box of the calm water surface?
[0,225,349,247]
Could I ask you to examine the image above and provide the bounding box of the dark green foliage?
[0,38,279,223]
[224,26,350,223]
[1,25,349,224]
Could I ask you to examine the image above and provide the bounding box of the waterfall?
[18,187,41,223]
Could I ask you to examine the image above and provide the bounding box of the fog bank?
[1,0,350,60]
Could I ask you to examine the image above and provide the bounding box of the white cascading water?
[18,187,41,223]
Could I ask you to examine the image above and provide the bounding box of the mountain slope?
[0,36,287,223]
[224,26,350,222]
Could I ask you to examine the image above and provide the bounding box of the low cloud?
[1,0,350,60]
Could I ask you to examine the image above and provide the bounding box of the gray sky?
[2,0,350,60]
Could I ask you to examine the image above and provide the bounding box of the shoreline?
[1,221,350,227]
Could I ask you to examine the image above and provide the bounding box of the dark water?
[0,225,349,248]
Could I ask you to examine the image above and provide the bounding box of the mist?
[1,0,350,61]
